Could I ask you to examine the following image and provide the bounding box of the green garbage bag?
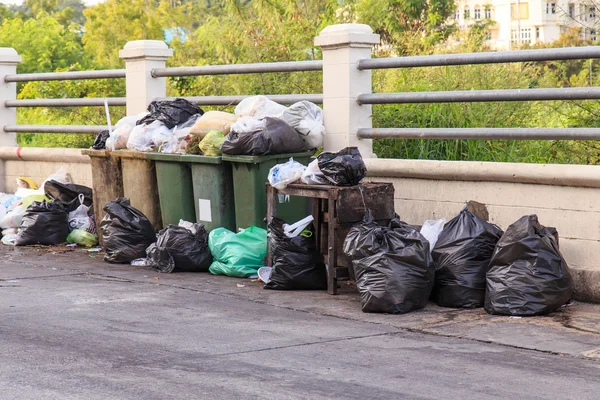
[67,229,98,247]
[22,194,51,209]
[199,130,225,156]
[208,226,267,277]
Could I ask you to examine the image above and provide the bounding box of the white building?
[454,1,598,49]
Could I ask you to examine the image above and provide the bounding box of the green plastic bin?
[180,155,236,232]
[146,153,196,228]
[222,151,315,230]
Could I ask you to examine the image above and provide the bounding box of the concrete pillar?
[119,40,173,116]
[315,24,380,157]
[0,48,21,147]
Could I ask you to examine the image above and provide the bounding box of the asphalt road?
[1,255,600,399]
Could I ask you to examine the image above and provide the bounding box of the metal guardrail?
[358,46,600,70]
[175,94,323,106]
[6,98,127,107]
[4,125,108,134]
[4,69,126,83]
[152,60,322,77]
[357,128,600,140]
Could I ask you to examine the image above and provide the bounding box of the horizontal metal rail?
[358,46,600,70]
[4,69,126,83]
[357,87,600,104]
[152,60,323,78]
[5,98,126,107]
[172,94,323,105]
[4,125,107,134]
[357,127,600,140]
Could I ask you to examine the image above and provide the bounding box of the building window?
[512,2,529,20]
[546,2,556,14]
[464,8,470,20]
[485,31,492,41]
[569,4,575,18]
[590,7,596,20]
[591,29,597,41]
[536,27,540,39]
[512,29,532,44]
[485,8,492,19]
[474,8,481,20]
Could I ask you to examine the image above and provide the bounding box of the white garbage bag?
[282,101,325,149]
[127,121,170,152]
[234,96,287,119]
[420,219,446,251]
[108,112,149,151]
[301,159,328,185]
[268,158,306,190]
[0,205,25,229]
[230,116,266,134]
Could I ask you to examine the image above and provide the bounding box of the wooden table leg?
[327,192,338,295]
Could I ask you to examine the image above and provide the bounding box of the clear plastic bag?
[68,194,94,232]
[282,101,325,149]
[268,158,306,190]
[230,116,266,134]
[234,96,287,119]
[420,219,446,251]
[127,121,170,152]
[0,205,25,229]
[301,159,328,185]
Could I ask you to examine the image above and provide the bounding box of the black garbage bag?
[15,201,70,246]
[317,147,367,186]
[221,117,307,156]
[44,180,93,214]
[92,130,109,150]
[432,207,504,308]
[265,217,327,290]
[484,215,573,316]
[343,212,434,314]
[146,224,213,273]
[101,198,156,264]
[138,98,204,128]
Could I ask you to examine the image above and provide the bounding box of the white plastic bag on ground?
[2,233,18,246]
[230,116,266,134]
[420,219,446,251]
[68,194,93,232]
[189,111,238,137]
[268,158,306,190]
[235,96,287,119]
[282,101,325,149]
[301,159,328,185]
[0,205,25,229]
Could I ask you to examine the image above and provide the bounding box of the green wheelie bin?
[221,151,314,230]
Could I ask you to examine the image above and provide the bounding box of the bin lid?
[146,152,183,162]
[110,150,151,160]
[221,150,315,164]
[180,154,223,164]
[81,149,111,158]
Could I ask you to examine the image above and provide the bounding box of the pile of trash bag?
[222,117,307,156]
[281,101,325,150]
[317,147,367,186]
[265,217,327,290]
[101,198,156,263]
[343,212,435,314]
[431,205,503,308]
[485,215,573,316]
[208,226,267,278]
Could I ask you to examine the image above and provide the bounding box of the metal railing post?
[315,24,379,157]
[0,48,21,147]
[119,40,173,116]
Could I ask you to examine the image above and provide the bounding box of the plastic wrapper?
[208,226,267,278]
[67,229,98,247]
[138,98,204,129]
[0,206,25,229]
[343,212,435,314]
[199,130,225,157]
[265,217,327,290]
[485,215,573,316]
[68,194,96,234]
[301,159,328,185]
[317,147,367,186]
[420,219,446,252]
[230,116,266,134]
[221,117,306,156]
[189,111,238,137]
[15,201,70,246]
[101,198,156,264]
[146,223,212,273]
[234,96,287,119]
[432,207,503,308]
[282,101,325,149]
[268,158,306,190]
